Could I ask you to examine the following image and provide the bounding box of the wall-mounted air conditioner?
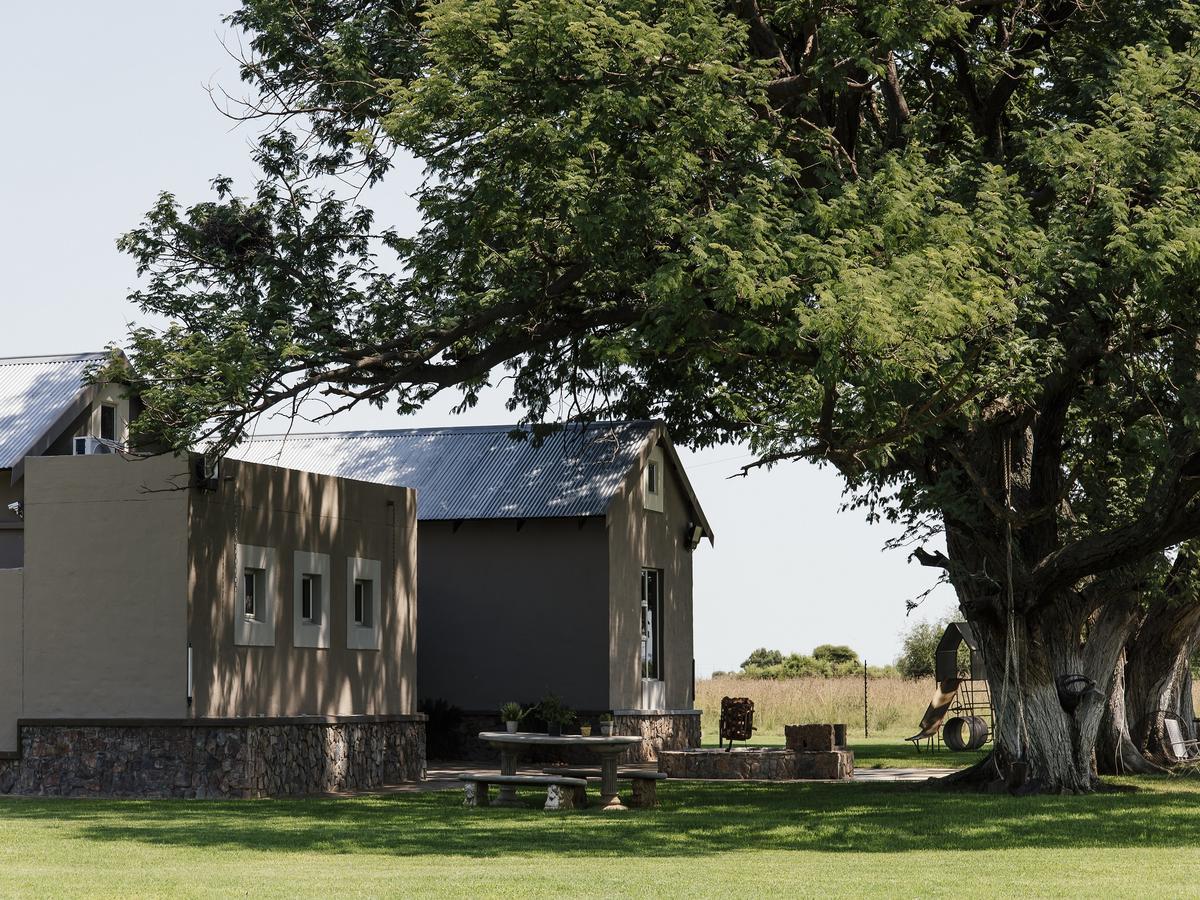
[72,436,113,455]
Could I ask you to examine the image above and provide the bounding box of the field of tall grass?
[696,674,936,739]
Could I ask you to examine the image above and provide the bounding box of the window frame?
[292,551,331,649]
[346,557,382,650]
[235,545,277,647]
[640,567,665,681]
[98,403,117,442]
[644,446,665,513]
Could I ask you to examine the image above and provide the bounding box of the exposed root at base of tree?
[917,752,1140,795]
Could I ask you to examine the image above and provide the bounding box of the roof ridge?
[242,420,652,442]
[0,352,109,367]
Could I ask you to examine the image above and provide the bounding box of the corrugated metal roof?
[0,353,106,469]
[230,422,655,521]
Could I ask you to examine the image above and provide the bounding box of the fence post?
[863,659,869,738]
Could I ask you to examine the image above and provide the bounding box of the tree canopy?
[113,0,1200,791]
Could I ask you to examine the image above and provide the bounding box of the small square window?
[301,574,319,623]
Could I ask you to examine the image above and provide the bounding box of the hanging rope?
[996,432,1029,770]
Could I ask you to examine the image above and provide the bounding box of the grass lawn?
[3,774,1199,898]
[703,732,986,769]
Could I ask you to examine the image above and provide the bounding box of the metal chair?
[718,696,755,751]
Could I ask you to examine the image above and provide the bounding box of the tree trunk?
[1096,650,1166,775]
[952,597,1133,793]
[1122,598,1200,762]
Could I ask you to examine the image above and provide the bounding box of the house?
[232,421,713,758]
[0,354,424,797]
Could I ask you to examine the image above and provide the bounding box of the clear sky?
[0,2,958,672]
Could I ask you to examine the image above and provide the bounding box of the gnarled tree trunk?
[959,601,1133,793]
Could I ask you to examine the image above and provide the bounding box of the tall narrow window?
[354,578,373,627]
[301,574,318,622]
[99,404,117,442]
[243,568,261,620]
[641,568,664,680]
[644,446,665,512]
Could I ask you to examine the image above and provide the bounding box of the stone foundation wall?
[658,747,854,781]
[0,716,426,798]
[613,711,702,763]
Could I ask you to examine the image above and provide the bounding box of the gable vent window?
[644,446,665,513]
[99,404,117,442]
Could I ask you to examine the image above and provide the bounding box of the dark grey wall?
[417,518,610,712]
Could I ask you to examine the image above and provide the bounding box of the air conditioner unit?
[72,436,112,455]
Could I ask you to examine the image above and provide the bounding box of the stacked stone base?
[657,747,853,780]
[658,722,854,781]
[0,716,426,798]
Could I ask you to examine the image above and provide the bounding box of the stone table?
[478,732,644,810]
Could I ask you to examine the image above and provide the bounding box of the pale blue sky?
[0,2,957,671]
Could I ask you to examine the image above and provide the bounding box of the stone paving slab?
[321,761,964,795]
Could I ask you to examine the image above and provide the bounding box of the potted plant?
[599,713,614,737]
[538,694,576,737]
[579,722,593,737]
[499,701,524,733]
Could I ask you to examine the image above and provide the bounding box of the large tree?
[114,1,1200,791]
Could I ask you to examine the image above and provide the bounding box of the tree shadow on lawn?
[2,778,1197,859]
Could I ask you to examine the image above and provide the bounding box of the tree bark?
[1121,596,1200,763]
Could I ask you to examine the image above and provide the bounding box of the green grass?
[4,775,1200,897]
[702,732,986,770]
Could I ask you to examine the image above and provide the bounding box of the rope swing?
[997,432,1029,769]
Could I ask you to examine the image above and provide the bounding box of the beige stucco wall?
[607,433,697,711]
[21,454,191,721]
[0,568,22,752]
[188,459,418,718]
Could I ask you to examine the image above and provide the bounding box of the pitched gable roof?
[230,420,711,535]
[0,353,108,470]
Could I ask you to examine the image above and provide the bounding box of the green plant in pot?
[599,712,614,736]
[538,694,576,737]
[499,701,524,733]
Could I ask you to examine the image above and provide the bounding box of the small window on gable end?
[354,578,373,627]
[99,404,117,442]
[644,445,665,513]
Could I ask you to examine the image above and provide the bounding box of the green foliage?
[812,645,859,667]
[895,620,943,681]
[737,645,880,679]
[741,648,784,670]
[499,701,523,721]
[536,693,576,726]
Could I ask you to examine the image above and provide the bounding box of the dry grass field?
[696,675,935,739]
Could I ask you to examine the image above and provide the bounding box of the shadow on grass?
[2,777,1199,858]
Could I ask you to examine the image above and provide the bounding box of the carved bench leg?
[544,784,578,811]
[463,782,490,807]
[573,784,588,808]
[631,779,658,809]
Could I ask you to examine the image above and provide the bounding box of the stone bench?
[542,767,667,808]
[460,773,589,811]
